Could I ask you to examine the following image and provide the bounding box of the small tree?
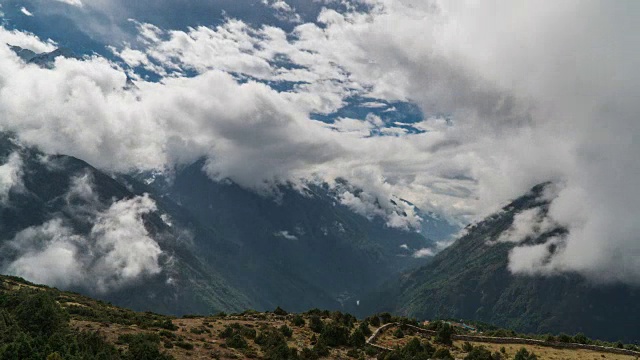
[434,323,453,346]
[309,315,324,333]
[433,347,453,360]
[273,306,288,316]
[292,315,305,327]
[280,324,293,338]
[349,328,366,348]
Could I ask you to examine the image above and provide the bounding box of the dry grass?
[72,313,364,360]
[452,340,639,360]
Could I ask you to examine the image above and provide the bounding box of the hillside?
[1,132,450,315]
[0,132,252,315]
[368,183,640,342]
[1,274,638,360]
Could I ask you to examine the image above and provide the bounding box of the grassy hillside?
[1,274,638,360]
[368,183,640,342]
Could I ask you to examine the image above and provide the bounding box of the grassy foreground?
[0,274,638,360]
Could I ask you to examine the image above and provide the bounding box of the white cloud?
[262,0,302,23]
[2,194,163,293]
[54,0,83,7]
[498,207,556,244]
[1,1,640,283]
[274,230,298,240]
[0,153,23,204]
[20,7,33,17]
[412,248,434,258]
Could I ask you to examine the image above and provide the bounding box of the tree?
[273,306,288,316]
[292,315,305,327]
[309,315,324,333]
[14,291,68,337]
[349,328,366,348]
[433,347,453,360]
[434,323,453,346]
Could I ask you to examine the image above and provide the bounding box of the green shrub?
[292,315,305,327]
[174,341,194,350]
[434,323,453,346]
[514,348,537,360]
[463,346,493,360]
[273,306,288,316]
[309,315,324,333]
[279,324,293,338]
[433,348,453,360]
[393,328,404,338]
[319,322,350,347]
[226,334,248,349]
[349,328,366,348]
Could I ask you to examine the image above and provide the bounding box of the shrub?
[369,316,381,327]
[463,346,493,360]
[393,328,404,338]
[309,315,324,333]
[292,315,305,327]
[280,324,293,338]
[226,334,248,349]
[349,328,366,348]
[432,348,453,360]
[358,321,372,336]
[174,341,194,350]
[434,323,453,346]
[273,306,288,316]
[462,341,474,352]
[514,348,537,360]
[319,322,350,347]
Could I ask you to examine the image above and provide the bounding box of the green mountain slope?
[373,183,640,342]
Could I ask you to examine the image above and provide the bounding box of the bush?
[462,341,474,352]
[393,328,404,338]
[309,315,324,333]
[174,341,194,350]
[280,324,293,338]
[349,328,366,348]
[464,346,493,360]
[369,316,381,327]
[514,348,537,360]
[14,291,68,337]
[273,306,288,316]
[319,322,350,347]
[432,348,453,360]
[434,323,453,346]
[226,334,248,349]
[358,321,372,336]
[292,315,305,327]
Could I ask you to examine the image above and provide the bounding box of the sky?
[0,0,639,285]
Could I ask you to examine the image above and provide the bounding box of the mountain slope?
[374,183,640,342]
[0,133,252,315]
[137,160,436,313]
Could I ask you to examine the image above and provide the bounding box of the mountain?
[9,45,77,68]
[131,160,439,313]
[369,183,640,342]
[1,133,445,315]
[0,133,252,315]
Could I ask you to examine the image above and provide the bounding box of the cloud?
[54,0,83,7]
[412,248,434,258]
[1,194,162,293]
[274,230,298,240]
[0,153,23,204]
[498,207,557,244]
[20,7,34,17]
[262,0,302,23]
[1,1,640,283]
